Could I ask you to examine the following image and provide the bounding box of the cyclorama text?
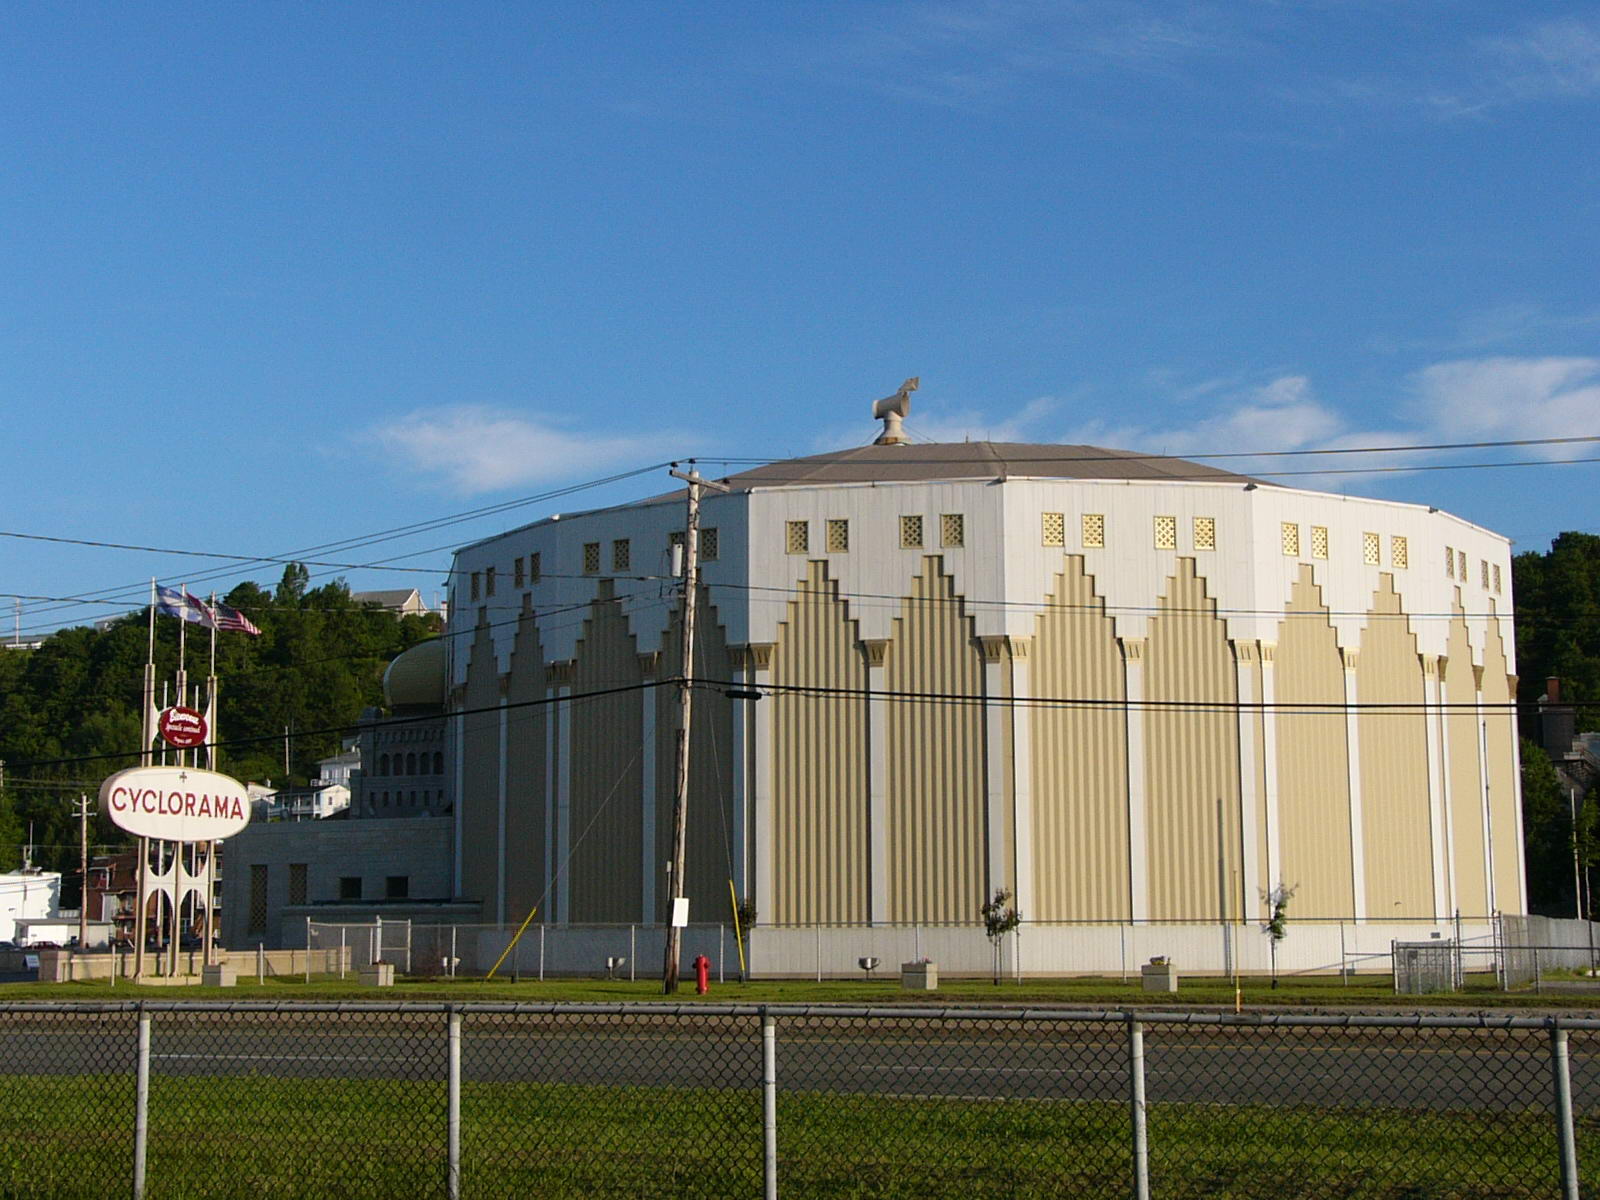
[107,786,246,822]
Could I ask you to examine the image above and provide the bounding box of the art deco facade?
[446,441,1525,931]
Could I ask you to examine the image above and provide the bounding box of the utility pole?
[662,464,729,994]
[75,794,94,951]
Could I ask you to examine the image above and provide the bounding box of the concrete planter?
[359,962,396,988]
[201,964,237,988]
[1140,962,1178,992]
[901,962,938,991]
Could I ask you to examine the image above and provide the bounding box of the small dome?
[383,637,446,710]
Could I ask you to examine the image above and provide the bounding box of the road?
[0,1010,1592,1113]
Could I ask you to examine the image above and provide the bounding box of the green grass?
[5,969,1591,1009]
[0,1073,1581,1198]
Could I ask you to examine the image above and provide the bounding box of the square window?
[1363,532,1381,565]
[1458,549,1467,579]
[786,520,809,555]
[826,518,849,553]
[1082,513,1105,549]
[1391,535,1408,569]
[530,551,541,583]
[1193,516,1216,551]
[1445,546,1454,578]
[900,515,924,549]
[583,543,600,574]
[338,876,362,902]
[485,566,496,597]
[470,572,481,602]
[1281,522,1300,557]
[513,557,525,589]
[1042,512,1065,547]
[1493,563,1502,594]
[940,513,964,548]
[1155,515,1178,550]
[1311,526,1329,559]
[701,528,719,561]
[612,539,630,572]
[385,875,409,900]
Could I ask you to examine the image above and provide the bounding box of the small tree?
[981,887,1022,985]
[1262,882,1297,989]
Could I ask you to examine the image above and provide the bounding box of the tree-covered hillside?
[0,565,440,879]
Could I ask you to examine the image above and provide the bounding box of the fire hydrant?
[693,954,711,995]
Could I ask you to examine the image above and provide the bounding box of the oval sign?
[158,706,208,749]
[98,766,252,842]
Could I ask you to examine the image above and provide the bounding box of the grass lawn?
[0,1073,1579,1199]
[2,968,1593,1009]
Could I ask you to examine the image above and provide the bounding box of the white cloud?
[367,406,675,495]
[1408,357,1600,456]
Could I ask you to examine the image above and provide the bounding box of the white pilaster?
[863,640,891,924]
[1122,638,1149,922]
[1259,644,1282,898]
[980,636,1011,901]
[1342,648,1366,920]
[748,644,775,924]
[1011,640,1035,922]
[1437,660,1459,916]
[1421,657,1449,920]
[1475,673,1497,916]
[638,652,660,925]
[1234,642,1262,917]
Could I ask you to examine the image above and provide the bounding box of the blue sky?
[3,2,1597,637]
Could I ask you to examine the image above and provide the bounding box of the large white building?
[443,417,1525,965]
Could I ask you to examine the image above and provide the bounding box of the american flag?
[212,599,263,637]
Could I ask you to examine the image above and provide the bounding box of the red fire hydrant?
[693,954,711,995]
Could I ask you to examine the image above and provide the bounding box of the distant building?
[0,870,62,944]
[352,638,449,820]
[352,588,429,617]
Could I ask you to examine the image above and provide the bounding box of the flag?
[155,585,216,629]
[212,599,263,637]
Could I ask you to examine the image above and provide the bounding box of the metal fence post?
[256,942,264,985]
[134,1004,151,1200]
[539,924,545,982]
[447,1007,462,1200]
[1127,1014,1149,1200]
[630,925,636,982]
[761,1008,778,1200]
[815,925,822,983]
[1550,1022,1579,1200]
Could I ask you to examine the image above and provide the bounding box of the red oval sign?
[158,706,208,749]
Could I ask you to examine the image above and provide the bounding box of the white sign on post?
[671,897,690,928]
[98,765,253,842]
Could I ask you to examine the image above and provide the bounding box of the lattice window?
[530,551,541,582]
[1391,535,1408,569]
[1042,512,1065,547]
[1281,522,1300,556]
[1193,516,1216,551]
[941,513,964,547]
[823,519,848,553]
[701,528,718,561]
[786,520,809,554]
[1481,559,1491,589]
[485,566,496,596]
[288,863,307,907]
[248,864,267,934]
[513,556,525,589]
[1493,563,1502,594]
[1363,532,1380,565]
[1445,546,1455,578]
[1082,513,1105,549]
[1312,525,1329,559]
[612,539,630,572]
[901,515,924,549]
[470,572,480,602]
[1458,549,1467,580]
[1155,515,1178,550]
[583,542,600,574]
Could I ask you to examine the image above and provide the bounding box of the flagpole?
[135,581,156,983]
[205,592,219,968]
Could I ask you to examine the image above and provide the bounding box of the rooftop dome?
[383,637,446,710]
[704,441,1273,491]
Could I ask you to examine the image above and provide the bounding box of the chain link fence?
[0,1002,1593,1198]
